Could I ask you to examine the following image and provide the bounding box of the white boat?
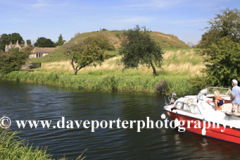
[164,87,240,144]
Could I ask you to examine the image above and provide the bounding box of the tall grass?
[0,127,86,160]
[2,71,196,95]
[0,128,52,159]
[31,49,204,77]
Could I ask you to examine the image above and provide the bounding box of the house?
[29,47,58,58]
[5,41,59,58]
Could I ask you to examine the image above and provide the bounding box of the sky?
[0,0,239,45]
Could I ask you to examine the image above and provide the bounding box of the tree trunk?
[73,67,82,75]
[70,58,86,75]
[74,70,78,75]
[150,62,156,76]
[71,59,79,75]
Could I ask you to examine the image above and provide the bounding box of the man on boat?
[231,79,240,114]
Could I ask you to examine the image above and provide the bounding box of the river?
[0,80,239,159]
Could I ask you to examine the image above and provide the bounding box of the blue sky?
[0,0,239,45]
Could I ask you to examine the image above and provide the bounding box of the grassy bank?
[31,49,204,76]
[0,128,52,159]
[1,71,197,95]
[3,49,203,95]
[0,127,86,160]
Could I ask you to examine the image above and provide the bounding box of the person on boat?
[206,97,216,109]
[231,79,240,113]
[214,91,224,111]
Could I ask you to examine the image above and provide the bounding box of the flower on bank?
[156,79,167,93]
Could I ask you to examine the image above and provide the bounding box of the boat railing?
[164,92,178,105]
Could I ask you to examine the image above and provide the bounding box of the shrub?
[115,33,120,38]
[155,79,167,93]
[0,47,31,74]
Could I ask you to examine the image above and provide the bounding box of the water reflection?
[0,80,240,159]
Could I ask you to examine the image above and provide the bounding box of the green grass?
[104,50,119,56]
[0,128,52,159]
[30,48,203,77]
[162,48,203,66]
[29,50,119,64]
[0,127,86,160]
[10,47,203,96]
[2,71,196,95]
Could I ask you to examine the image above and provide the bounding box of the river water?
[0,80,240,159]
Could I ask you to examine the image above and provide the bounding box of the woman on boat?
[206,97,216,109]
[214,90,224,111]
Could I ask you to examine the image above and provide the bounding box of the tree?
[190,8,240,89]
[64,37,105,75]
[84,34,115,51]
[197,30,222,48]
[34,37,55,47]
[26,40,32,45]
[10,33,24,44]
[0,34,9,51]
[119,25,164,76]
[201,37,240,86]
[55,34,65,46]
[197,8,240,48]
[0,47,31,74]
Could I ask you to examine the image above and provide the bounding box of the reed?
[2,71,195,95]
[0,128,52,160]
[0,127,86,160]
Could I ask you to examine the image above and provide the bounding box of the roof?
[31,47,57,54]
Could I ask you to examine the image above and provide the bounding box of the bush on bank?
[1,71,196,95]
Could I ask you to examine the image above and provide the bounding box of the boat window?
[197,93,204,101]
[190,105,201,114]
[175,102,183,109]
[182,103,191,111]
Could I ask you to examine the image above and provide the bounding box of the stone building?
[5,41,59,58]
[5,40,28,52]
[29,47,59,58]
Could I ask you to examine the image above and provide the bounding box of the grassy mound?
[29,30,190,63]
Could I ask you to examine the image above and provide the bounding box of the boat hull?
[165,110,240,144]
